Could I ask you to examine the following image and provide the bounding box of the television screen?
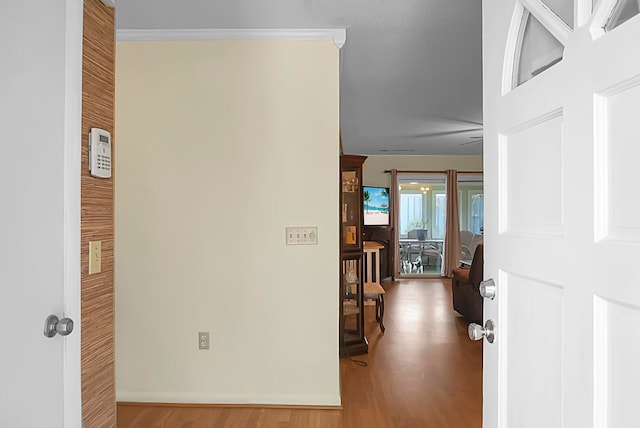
[363,186,390,226]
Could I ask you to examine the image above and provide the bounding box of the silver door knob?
[468,319,495,343]
[44,315,74,338]
[479,279,496,300]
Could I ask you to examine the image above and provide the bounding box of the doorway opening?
[396,173,484,277]
[398,173,446,276]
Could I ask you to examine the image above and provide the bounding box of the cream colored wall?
[115,40,340,405]
[362,155,483,187]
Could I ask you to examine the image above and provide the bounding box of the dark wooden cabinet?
[339,154,368,357]
[362,226,394,282]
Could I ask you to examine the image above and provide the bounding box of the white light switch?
[285,227,318,245]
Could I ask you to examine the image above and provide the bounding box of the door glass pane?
[399,193,423,236]
[541,0,574,27]
[470,193,484,234]
[432,193,447,239]
[605,0,640,31]
[516,11,565,87]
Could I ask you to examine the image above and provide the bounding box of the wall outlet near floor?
[285,226,318,245]
[198,332,210,350]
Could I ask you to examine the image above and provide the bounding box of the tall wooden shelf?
[339,154,368,357]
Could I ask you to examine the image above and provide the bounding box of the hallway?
[340,278,482,427]
[117,279,482,427]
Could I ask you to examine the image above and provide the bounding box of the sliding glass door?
[397,173,446,276]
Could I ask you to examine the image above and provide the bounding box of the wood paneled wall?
[81,0,115,426]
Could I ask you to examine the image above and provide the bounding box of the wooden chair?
[363,282,385,332]
[363,241,386,332]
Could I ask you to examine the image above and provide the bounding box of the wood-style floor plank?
[117,279,482,427]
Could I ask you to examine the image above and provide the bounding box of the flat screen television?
[363,186,390,226]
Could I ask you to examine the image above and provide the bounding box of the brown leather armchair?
[451,244,484,324]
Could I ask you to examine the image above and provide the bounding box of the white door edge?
[63,0,83,426]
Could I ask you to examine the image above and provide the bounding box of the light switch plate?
[285,227,318,245]
[89,241,102,275]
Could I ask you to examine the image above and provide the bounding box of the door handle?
[468,319,495,343]
[44,315,74,338]
[479,278,496,300]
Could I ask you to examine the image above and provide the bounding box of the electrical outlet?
[285,226,318,245]
[198,332,210,350]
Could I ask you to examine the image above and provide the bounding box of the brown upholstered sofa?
[451,244,484,324]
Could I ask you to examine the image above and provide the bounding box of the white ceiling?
[116,0,483,156]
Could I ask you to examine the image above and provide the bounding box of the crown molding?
[116,28,347,49]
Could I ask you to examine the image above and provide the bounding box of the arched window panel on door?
[541,0,574,28]
[605,0,640,31]
[515,10,565,87]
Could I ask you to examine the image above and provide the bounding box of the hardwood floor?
[117,279,482,427]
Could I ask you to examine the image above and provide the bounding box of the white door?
[483,1,640,427]
[0,1,82,427]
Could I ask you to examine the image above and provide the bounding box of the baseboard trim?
[117,401,343,410]
[116,391,341,407]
